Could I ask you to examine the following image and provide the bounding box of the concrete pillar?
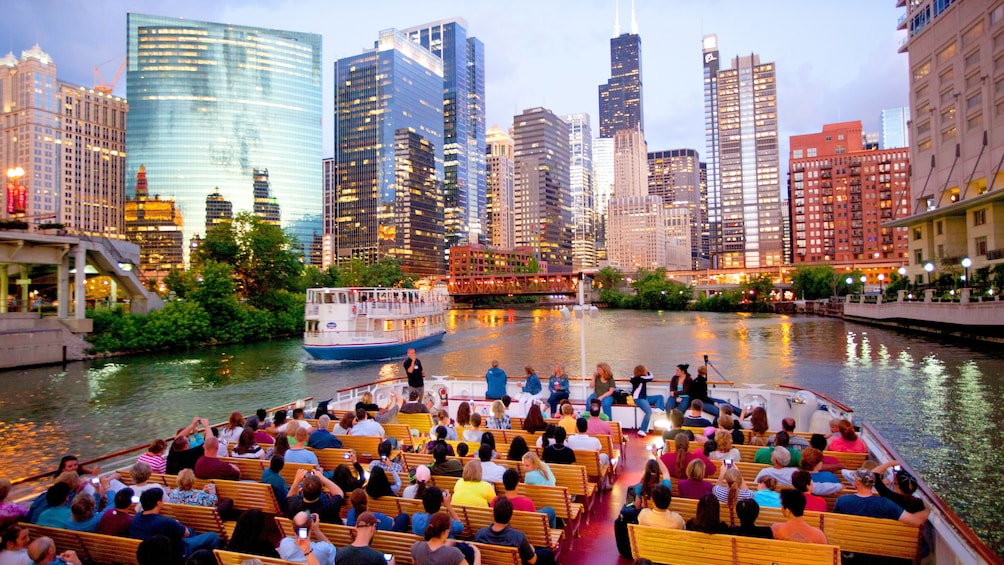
[0,263,6,314]
[109,278,117,308]
[18,264,30,313]
[877,294,883,304]
[57,255,69,319]
[74,246,86,320]
[961,288,970,304]
[859,294,866,304]
[897,290,906,302]
[924,289,934,303]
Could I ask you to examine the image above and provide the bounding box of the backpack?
[614,502,640,559]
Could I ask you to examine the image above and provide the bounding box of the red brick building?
[448,244,546,278]
[789,121,911,264]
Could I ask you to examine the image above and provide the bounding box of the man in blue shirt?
[411,487,464,538]
[129,489,219,559]
[262,456,290,513]
[308,415,343,449]
[485,360,508,400]
[833,468,927,526]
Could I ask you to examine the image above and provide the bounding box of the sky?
[2,0,910,173]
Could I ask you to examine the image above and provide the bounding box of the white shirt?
[349,419,385,437]
[278,537,336,565]
[480,461,507,483]
[566,433,602,452]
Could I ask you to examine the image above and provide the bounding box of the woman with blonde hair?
[713,465,754,527]
[709,430,741,462]
[678,459,713,499]
[451,460,496,507]
[167,468,218,507]
[521,452,555,486]
[485,400,511,430]
[586,362,617,420]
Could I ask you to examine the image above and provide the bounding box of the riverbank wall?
[0,313,90,368]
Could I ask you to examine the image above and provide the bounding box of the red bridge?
[448,273,581,297]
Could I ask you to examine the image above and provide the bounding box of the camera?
[297,528,308,540]
[724,458,733,467]
[383,554,393,562]
[893,465,902,472]
[131,495,140,504]
[442,491,449,499]
[90,477,100,485]
[704,354,709,363]
[344,452,351,460]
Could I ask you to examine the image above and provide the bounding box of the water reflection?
[2,310,1004,552]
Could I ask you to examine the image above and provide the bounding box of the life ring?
[352,305,357,314]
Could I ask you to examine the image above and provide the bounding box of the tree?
[193,212,303,306]
[593,266,624,290]
[629,268,692,310]
[741,273,775,304]
[163,268,199,299]
[791,265,838,300]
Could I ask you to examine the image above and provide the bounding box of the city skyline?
[2,1,908,170]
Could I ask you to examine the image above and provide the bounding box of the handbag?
[612,389,630,404]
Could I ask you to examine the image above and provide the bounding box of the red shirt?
[805,493,828,512]
[660,451,717,479]
[492,494,536,512]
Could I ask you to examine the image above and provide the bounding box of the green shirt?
[594,375,615,397]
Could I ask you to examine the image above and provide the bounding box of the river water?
[2,309,1003,552]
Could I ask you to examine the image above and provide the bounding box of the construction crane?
[93,57,126,95]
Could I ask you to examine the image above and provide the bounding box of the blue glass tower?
[126,13,322,262]
[402,19,486,250]
[333,30,445,275]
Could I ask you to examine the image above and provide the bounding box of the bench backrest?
[211,479,281,513]
[214,549,294,565]
[397,412,435,435]
[219,456,265,479]
[338,435,384,461]
[308,447,356,470]
[21,523,142,565]
[275,517,419,565]
[546,463,590,497]
[161,502,228,543]
[628,524,841,565]
[515,483,576,520]
[459,505,555,550]
[820,511,921,560]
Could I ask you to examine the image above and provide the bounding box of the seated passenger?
[307,415,343,449]
[753,476,781,509]
[713,466,754,513]
[585,400,613,433]
[411,487,464,539]
[167,469,218,507]
[277,511,336,565]
[166,417,210,475]
[753,447,796,487]
[193,437,240,481]
[411,511,479,565]
[129,489,219,559]
[798,448,843,495]
[36,483,74,529]
[426,426,457,456]
[638,484,685,529]
[660,434,717,480]
[332,412,354,436]
[809,434,843,471]
[367,440,404,495]
[261,456,290,514]
[827,420,867,453]
[767,418,809,450]
[685,493,729,533]
[565,418,608,467]
[872,460,930,520]
[541,428,575,466]
[400,390,431,414]
[1,524,31,565]
[66,493,105,532]
[429,442,464,477]
[791,470,829,512]
[285,470,345,524]
[226,508,280,558]
[26,537,82,565]
[230,427,265,460]
[474,496,556,565]
[628,460,672,509]
[556,402,577,437]
[708,430,741,463]
[451,461,496,508]
[834,468,927,526]
[521,453,555,486]
[492,468,556,528]
[462,412,486,443]
[136,440,168,475]
[477,444,507,484]
[682,399,713,428]
[345,489,406,532]
[434,410,459,441]
[96,487,135,536]
[754,431,801,467]
[677,459,713,500]
[350,408,386,438]
[284,427,321,467]
[402,465,430,500]
[728,499,773,539]
[771,489,827,544]
[485,400,512,430]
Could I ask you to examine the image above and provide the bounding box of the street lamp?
[924,262,935,286]
[878,273,885,293]
[845,276,853,294]
[962,257,972,286]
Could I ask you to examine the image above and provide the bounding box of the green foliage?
[692,290,743,312]
[163,268,198,299]
[593,266,624,291]
[741,273,774,303]
[330,257,415,288]
[630,268,692,310]
[791,265,838,300]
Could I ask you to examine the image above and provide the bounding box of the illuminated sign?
[704,52,718,65]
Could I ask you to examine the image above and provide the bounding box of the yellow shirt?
[638,508,686,530]
[451,479,496,507]
[558,415,577,437]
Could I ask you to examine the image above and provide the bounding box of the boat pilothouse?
[303,287,448,361]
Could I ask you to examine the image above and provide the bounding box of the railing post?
[960,288,970,305]
[897,290,906,302]
[924,289,934,303]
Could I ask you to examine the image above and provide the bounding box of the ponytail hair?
[674,434,690,478]
[723,466,742,527]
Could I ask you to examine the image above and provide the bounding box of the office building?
[448,244,543,277]
[0,45,127,235]
[124,165,184,277]
[485,125,515,250]
[880,107,910,149]
[126,14,322,263]
[598,3,643,138]
[252,169,281,226]
[565,113,596,269]
[333,30,445,275]
[204,189,233,234]
[889,0,1004,282]
[703,35,783,268]
[649,149,704,269]
[512,107,572,271]
[789,121,910,264]
[321,157,336,267]
[403,19,486,250]
[592,137,615,259]
[699,161,710,266]
[608,127,665,270]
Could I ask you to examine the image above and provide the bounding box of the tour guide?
[403,348,425,401]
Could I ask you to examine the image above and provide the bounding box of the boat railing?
[352,301,444,317]
[861,421,1004,565]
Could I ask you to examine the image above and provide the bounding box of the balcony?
[988,248,1004,261]
[897,13,907,30]
[898,36,908,54]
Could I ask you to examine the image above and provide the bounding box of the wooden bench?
[211,479,281,514]
[338,435,398,462]
[397,412,435,436]
[219,456,266,479]
[547,463,597,516]
[667,497,824,528]
[214,549,295,565]
[515,483,583,537]
[570,449,610,485]
[821,512,922,561]
[428,474,461,493]
[628,524,841,565]
[277,517,419,565]
[308,447,357,470]
[160,502,229,544]
[459,505,564,560]
[383,423,415,448]
[22,524,142,565]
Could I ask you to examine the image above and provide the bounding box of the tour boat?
[302,287,447,360]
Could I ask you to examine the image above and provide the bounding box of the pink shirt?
[137,452,167,474]
[492,495,536,512]
[585,417,613,435]
[827,436,867,453]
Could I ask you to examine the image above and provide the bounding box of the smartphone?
[645,443,655,452]
[442,490,449,499]
[90,477,100,485]
[131,495,140,504]
[297,528,308,540]
[307,470,314,476]
[343,453,351,460]
[383,554,393,562]
[893,465,902,472]
[724,458,733,467]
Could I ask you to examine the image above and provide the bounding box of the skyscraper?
[126,14,322,262]
[0,45,127,235]
[704,36,783,268]
[403,19,486,251]
[252,169,281,226]
[648,149,704,269]
[512,107,572,271]
[592,137,615,259]
[485,125,515,251]
[790,121,910,264]
[124,165,184,277]
[598,2,643,138]
[204,189,233,234]
[564,113,596,270]
[333,29,445,275]
[880,107,910,149]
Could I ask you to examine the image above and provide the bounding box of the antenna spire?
[613,0,620,37]
[630,0,638,34]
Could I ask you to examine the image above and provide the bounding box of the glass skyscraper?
[126,14,322,263]
[880,107,910,149]
[598,32,644,139]
[333,30,445,275]
[564,114,596,270]
[402,19,486,251]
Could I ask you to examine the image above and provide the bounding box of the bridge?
[448,273,581,298]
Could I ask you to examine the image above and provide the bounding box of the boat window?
[339,293,348,304]
[324,293,334,304]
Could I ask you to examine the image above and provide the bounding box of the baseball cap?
[853,468,876,487]
[356,511,379,527]
[415,465,431,482]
